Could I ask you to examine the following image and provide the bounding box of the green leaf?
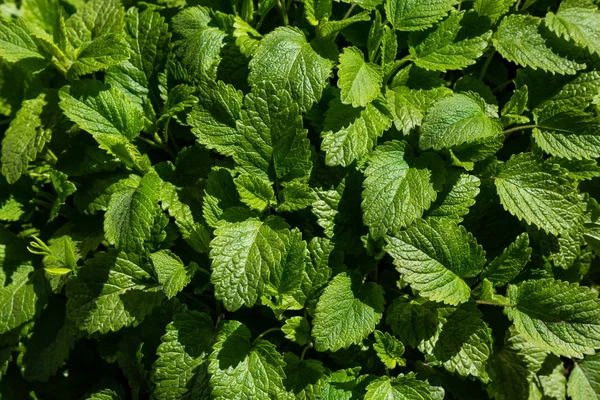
[171,6,226,79]
[365,374,433,399]
[104,172,162,253]
[67,33,130,78]
[282,316,310,346]
[568,352,600,400]
[533,105,600,160]
[546,1,600,57]
[209,217,289,311]
[202,168,252,228]
[150,250,196,299]
[152,310,214,400]
[17,298,76,382]
[385,218,486,305]
[303,0,332,25]
[473,0,516,23]
[208,320,288,399]
[234,174,276,212]
[494,153,584,236]
[551,157,600,181]
[0,227,48,335]
[386,296,439,348]
[482,233,531,286]
[505,278,600,358]
[312,272,385,352]
[266,228,309,313]
[408,11,492,72]
[373,330,406,369]
[321,96,391,167]
[385,86,452,134]
[337,46,383,108]
[277,181,315,212]
[159,181,211,254]
[493,14,586,74]
[422,303,493,380]
[362,140,437,239]
[21,0,61,37]
[106,9,171,105]
[59,80,144,140]
[283,352,327,399]
[425,171,480,222]
[65,0,125,48]
[385,0,458,31]
[249,26,332,112]
[0,18,46,69]
[419,93,503,151]
[49,169,77,221]
[1,92,51,184]
[66,250,164,334]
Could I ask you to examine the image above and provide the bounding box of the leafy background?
[2,0,600,398]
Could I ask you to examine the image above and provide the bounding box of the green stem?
[197,267,211,277]
[343,3,357,20]
[300,342,313,361]
[479,51,495,81]
[515,0,523,11]
[475,300,516,308]
[492,79,514,93]
[277,0,289,25]
[502,124,537,136]
[252,327,280,345]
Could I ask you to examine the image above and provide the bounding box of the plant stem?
[253,327,281,345]
[475,299,516,307]
[277,0,289,25]
[492,79,514,93]
[515,0,523,11]
[502,124,537,136]
[343,3,357,20]
[479,51,495,81]
[300,342,313,361]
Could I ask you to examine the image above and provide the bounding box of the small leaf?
[337,46,383,108]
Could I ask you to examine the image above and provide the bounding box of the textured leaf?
[208,320,288,399]
[494,14,586,74]
[423,303,493,380]
[209,217,289,311]
[420,93,503,151]
[150,250,196,299]
[533,105,600,160]
[1,92,51,184]
[66,250,164,334]
[568,352,600,400]
[59,80,143,141]
[65,0,125,48]
[409,11,492,72]
[385,0,458,31]
[362,140,436,239]
[49,170,77,221]
[249,26,332,112]
[337,46,382,108]
[505,278,600,358]
[202,168,251,228]
[234,174,276,212]
[386,296,439,348]
[171,6,226,79]
[482,233,531,286]
[473,0,516,23]
[67,34,130,78]
[373,330,406,369]
[283,352,327,399]
[494,153,584,236]
[321,96,391,167]
[546,1,600,57]
[0,19,46,66]
[104,172,162,253]
[425,171,480,221]
[365,375,432,399]
[312,272,385,352]
[282,316,310,346]
[385,218,486,305]
[106,9,171,105]
[385,86,452,134]
[0,227,48,335]
[152,310,214,400]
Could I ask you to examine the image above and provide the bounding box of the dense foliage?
[2,0,600,398]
